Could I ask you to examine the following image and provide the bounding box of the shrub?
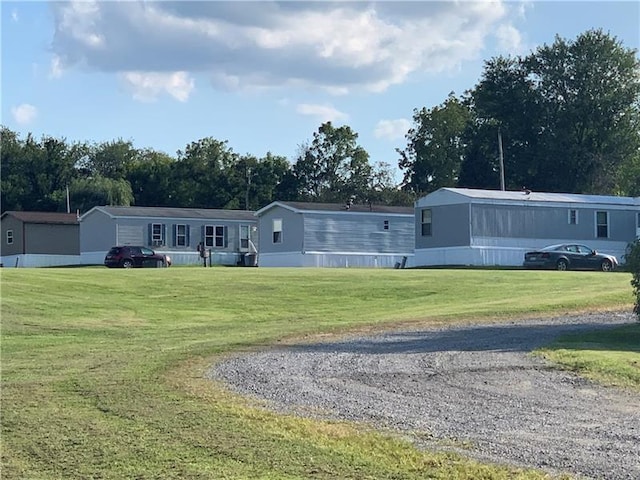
[624,239,640,320]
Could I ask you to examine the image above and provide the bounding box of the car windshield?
[107,247,121,254]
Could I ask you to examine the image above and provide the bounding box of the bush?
[624,239,640,320]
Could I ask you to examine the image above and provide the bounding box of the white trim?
[258,251,413,268]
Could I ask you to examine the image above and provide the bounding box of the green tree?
[1,127,85,212]
[170,137,239,208]
[399,93,471,195]
[80,139,139,179]
[467,30,640,194]
[69,176,134,212]
[292,122,373,203]
[128,149,175,206]
[624,239,640,320]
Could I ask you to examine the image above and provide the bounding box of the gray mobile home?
[414,188,640,267]
[80,206,258,266]
[0,211,80,267]
[255,201,414,267]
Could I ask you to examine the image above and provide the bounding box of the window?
[175,224,187,247]
[383,220,389,231]
[150,223,165,246]
[6,230,13,245]
[568,209,578,225]
[205,225,227,248]
[596,211,609,238]
[273,219,283,244]
[421,209,432,236]
[240,225,250,250]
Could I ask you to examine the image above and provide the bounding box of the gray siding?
[1,216,79,255]
[1,216,22,256]
[471,204,637,242]
[80,208,259,261]
[416,204,470,249]
[80,210,118,252]
[257,207,304,254]
[303,212,413,253]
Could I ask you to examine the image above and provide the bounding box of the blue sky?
[2,1,639,182]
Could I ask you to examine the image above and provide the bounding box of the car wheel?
[121,259,134,268]
[600,259,613,272]
[556,259,568,271]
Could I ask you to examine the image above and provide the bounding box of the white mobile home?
[80,206,258,266]
[414,188,640,267]
[255,201,414,267]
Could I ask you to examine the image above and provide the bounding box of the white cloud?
[495,24,526,54]
[120,71,195,102]
[11,104,38,125]
[49,1,516,94]
[11,8,18,22]
[49,55,64,79]
[296,104,348,123]
[374,119,411,141]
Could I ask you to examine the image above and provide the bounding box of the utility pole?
[245,166,252,210]
[498,127,505,191]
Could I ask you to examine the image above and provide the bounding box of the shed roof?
[424,188,639,207]
[82,206,256,221]
[255,201,414,216]
[1,211,79,225]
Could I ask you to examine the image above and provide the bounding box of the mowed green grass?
[1,267,635,479]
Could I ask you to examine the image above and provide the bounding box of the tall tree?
[80,139,139,180]
[1,128,86,212]
[292,122,373,203]
[127,149,175,207]
[69,176,134,212]
[468,29,640,194]
[170,137,238,208]
[398,93,471,195]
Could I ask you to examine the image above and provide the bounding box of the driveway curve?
[210,312,640,479]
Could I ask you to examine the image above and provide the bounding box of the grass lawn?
[537,323,640,390]
[1,267,635,479]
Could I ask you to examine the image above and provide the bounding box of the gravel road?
[210,311,640,479]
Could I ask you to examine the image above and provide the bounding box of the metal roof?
[256,201,414,216]
[442,188,639,206]
[1,211,79,225]
[86,206,257,221]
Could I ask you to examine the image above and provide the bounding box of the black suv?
[104,246,171,268]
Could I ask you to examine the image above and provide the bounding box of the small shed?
[414,187,640,267]
[255,201,414,267]
[80,206,258,266]
[0,211,81,267]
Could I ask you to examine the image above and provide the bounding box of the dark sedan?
[104,246,171,268]
[523,244,618,271]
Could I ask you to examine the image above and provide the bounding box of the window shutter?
[186,226,191,247]
[162,224,167,245]
[172,224,177,247]
[225,226,229,248]
[148,223,152,246]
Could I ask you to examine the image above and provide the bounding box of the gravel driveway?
[210,311,639,479]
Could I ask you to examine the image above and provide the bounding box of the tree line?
[2,29,638,215]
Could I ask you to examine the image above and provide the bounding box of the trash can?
[243,253,257,267]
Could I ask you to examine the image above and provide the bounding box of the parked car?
[523,244,617,271]
[104,246,171,268]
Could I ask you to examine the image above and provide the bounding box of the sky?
[2,1,639,183]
